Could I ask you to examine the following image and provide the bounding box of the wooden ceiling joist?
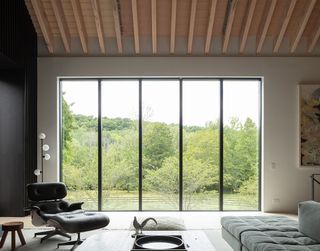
[70,0,88,54]
[308,25,320,53]
[222,0,238,54]
[132,0,140,54]
[151,0,157,54]
[30,0,53,53]
[24,0,320,56]
[170,0,177,54]
[188,0,198,54]
[50,0,71,53]
[205,0,217,54]
[112,0,123,54]
[239,0,257,54]
[273,0,297,53]
[91,0,106,54]
[256,0,277,54]
[291,0,317,53]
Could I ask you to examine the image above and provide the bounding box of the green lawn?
[66,190,258,211]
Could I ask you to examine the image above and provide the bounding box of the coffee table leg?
[17,229,26,245]
[0,231,8,248]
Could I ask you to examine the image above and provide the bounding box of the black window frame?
[59,77,262,212]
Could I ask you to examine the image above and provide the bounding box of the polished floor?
[0,212,297,251]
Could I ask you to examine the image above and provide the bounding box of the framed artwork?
[300,83,320,167]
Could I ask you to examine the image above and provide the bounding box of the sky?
[62,79,260,126]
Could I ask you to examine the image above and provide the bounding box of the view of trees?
[62,95,259,210]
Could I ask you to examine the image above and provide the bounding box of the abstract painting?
[300,84,320,166]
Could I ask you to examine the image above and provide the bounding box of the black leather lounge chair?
[27,182,109,250]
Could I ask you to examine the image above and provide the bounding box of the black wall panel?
[0,0,37,216]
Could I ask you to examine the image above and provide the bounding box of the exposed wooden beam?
[239,0,256,54]
[188,0,197,54]
[308,25,320,52]
[112,0,123,54]
[30,0,53,53]
[50,0,71,53]
[291,0,316,53]
[132,0,140,54]
[273,0,297,53]
[256,0,277,53]
[70,0,88,53]
[151,0,157,54]
[222,0,238,54]
[170,0,177,54]
[204,0,217,54]
[91,0,106,53]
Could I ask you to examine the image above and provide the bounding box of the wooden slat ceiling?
[25,0,320,56]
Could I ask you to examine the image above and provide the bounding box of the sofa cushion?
[299,201,320,243]
[241,229,320,251]
[221,216,320,251]
[221,216,298,240]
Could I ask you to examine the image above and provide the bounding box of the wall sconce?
[34,133,50,182]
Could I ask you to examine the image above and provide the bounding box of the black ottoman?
[45,211,110,250]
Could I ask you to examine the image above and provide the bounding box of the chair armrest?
[68,202,84,211]
[26,205,41,214]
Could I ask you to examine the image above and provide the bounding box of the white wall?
[38,57,320,213]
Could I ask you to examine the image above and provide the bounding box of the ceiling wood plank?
[308,25,320,52]
[291,0,316,53]
[151,0,157,54]
[170,0,177,54]
[188,0,198,54]
[256,0,277,53]
[132,0,140,54]
[50,0,71,53]
[222,0,238,54]
[205,0,217,54]
[112,0,123,54]
[70,0,88,53]
[91,0,106,53]
[273,0,297,53]
[239,0,257,54]
[30,0,54,53]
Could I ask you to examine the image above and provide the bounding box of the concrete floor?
[0,212,297,251]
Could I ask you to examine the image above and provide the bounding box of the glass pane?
[183,80,220,210]
[142,80,179,210]
[101,80,139,210]
[223,80,260,210]
[61,80,98,210]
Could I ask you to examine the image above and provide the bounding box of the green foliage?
[62,96,74,150]
[143,122,176,169]
[62,100,259,209]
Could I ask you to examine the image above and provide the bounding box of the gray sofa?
[221,201,320,251]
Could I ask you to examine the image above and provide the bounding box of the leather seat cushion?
[44,211,110,233]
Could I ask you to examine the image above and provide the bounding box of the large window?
[60,78,261,211]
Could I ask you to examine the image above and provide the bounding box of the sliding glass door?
[60,78,261,211]
[61,80,99,210]
[142,80,180,210]
[223,80,260,210]
[182,80,220,210]
[101,80,139,210]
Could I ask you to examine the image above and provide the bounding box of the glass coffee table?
[76,230,215,251]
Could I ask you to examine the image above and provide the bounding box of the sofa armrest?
[68,202,84,211]
[299,200,320,242]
